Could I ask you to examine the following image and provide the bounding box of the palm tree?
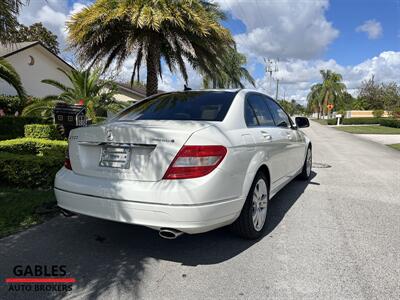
[307,70,346,119]
[0,58,25,99]
[319,70,346,118]
[22,68,126,121]
[67,0,235,96]
[307,83,323,118]
[0,0,25,43]
[0,0,26,100]
[202,48,254,89]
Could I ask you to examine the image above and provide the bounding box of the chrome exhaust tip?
[159,228,183,239]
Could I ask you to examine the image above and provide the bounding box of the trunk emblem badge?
[106,129,113,141]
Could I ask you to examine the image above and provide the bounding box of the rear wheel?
[298,146,312,180]
[232,171,269,239]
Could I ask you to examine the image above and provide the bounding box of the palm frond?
[0,58,26,99]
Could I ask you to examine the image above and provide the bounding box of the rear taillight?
[163,145,227,179]
[64,143,72,170]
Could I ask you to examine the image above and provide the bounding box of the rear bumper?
[55,188,242,234]
[54,168,244,234]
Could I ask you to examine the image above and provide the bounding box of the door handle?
[261,131,272,141]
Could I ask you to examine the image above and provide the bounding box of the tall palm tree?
[202,48,255,89]
[319,70,346,118]
[307,70,346,118]
[0,58,25,99]
[67,0,235,96]
[307,83,323,118]
[22,68,125,121]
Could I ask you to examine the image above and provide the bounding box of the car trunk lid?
[68,120,210,181]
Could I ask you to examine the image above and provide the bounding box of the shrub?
[0,116,50,140]
[0,138,67,188]
[327,119,337,125]
[372,109,384,118]
[327,117,382,125]
[342,117,380,125]
[0,138,67,156]
[390,107,400,119]
[379,118,400,128]
[24,124,63,140]
[0,95,25,114]
[94,116,107,124]
[0,152,64,188]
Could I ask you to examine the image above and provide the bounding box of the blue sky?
[324,0,399,64]
[18,0,400,102]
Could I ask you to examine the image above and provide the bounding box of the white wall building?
[0,41,146,102]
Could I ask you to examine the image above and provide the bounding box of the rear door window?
[245,94,275,127]
[114,91,237,122]
[265,98,291,128]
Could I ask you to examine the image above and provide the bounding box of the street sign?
[327,104,334,110]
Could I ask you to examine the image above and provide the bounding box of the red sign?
[327,104,334,110]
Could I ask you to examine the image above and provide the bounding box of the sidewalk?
[354,134,400,145]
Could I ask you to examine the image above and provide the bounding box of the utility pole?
[264,58,280,100]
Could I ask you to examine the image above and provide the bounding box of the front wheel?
[298,147,312,180]
[232,172,269,239]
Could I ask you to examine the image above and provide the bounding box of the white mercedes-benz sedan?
[55,89,312,239]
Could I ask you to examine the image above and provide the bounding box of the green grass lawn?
[0,187,57,238]
[388,144,400,151]
[311,119,327,125]
[335,125,400,134]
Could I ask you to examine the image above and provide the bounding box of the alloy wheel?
[251,179,268,231]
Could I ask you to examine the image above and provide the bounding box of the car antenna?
[184,84,192,91]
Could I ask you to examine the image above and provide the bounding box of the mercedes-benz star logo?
[106,129,113,141]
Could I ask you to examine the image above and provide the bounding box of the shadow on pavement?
[0,172,317,299]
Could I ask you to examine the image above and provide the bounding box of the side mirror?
[295,117,310,128]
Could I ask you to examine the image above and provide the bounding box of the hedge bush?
[0,95,26,114]
[379,118,400,128]
[372,109,384,118]
[0,152,64,188]
[327,117,381,125]
[24,124,63,140]
[327,119,337,125]
[343,117,380,125]
[0,138,67,156]
[0,138,67,188]
[94,117,107,124]
[0,116,50,140]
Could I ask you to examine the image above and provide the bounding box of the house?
[0,41,74,97]
[0,41,148,102]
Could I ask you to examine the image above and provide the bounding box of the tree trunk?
[323,91,329,119]
[146,38,160,97]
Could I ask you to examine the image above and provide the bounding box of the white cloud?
[255,51,400,103]
[15,0,398,103]
[356,19,383,39]
[217,0,339,60]
[36,5,67,28]
[17,0,87,53]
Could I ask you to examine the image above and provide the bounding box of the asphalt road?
[1,121,399,299]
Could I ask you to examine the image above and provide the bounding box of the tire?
[298,146,312,180]
[232,171,269,239]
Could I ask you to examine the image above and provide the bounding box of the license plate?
[99,146,131,169]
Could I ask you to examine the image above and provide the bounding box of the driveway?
[1,121,399,299]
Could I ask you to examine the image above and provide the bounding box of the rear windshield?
[114,91,237,122]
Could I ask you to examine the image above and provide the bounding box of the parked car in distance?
[55,89,312,239]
